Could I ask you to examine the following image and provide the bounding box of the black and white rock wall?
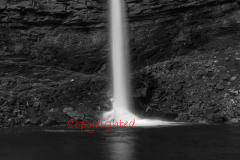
[1,0,240,72]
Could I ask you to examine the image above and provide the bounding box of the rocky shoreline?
[133,36,240,125]
[0,54,112,128]
[1,35,240,128]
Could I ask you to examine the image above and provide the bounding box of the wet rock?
[33,102,40,107]
[198,119,207,124]
[133,99,145,117]
[195,117,203,122]
[213,107,220,113]
[209,101,216,106]
[188,103,201,115]
[185,81,193,88]
[196,73,204,80]
[229,118,239,124]
[212,113,225,123]
[49,113,70,125]
[230,76,237,81]
[226,109,235,118]
[43,117,58,126]
[100,100,112,111]
[162,113,178,121]
[15,84,32,92]
[63,107,84,121]
[0,92,10,97]
[207,82,216,87]
[203,109,214,119]
[49,108,58,113]
[134,88,147,97]
[215,83,224,90]
[95,106,101,112]
[220,74,230,81]
[137,86,154,105]
[83,117,96,124]
[40,95,51,101]
[62,90,68,95]
[2,106,13,112]
[236,95,240,101]
[189,96,201,103]
[27,117,41,125]
[176,95,183,101]
[173,84,183,92]
[175,114,188,122]
[237,103,240,108]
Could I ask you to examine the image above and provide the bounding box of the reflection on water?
[106,134,135,160]
[0,125,240,160]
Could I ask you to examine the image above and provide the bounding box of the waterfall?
[111,0,129,112]
[110,0,133,120]
[103,0,173,126]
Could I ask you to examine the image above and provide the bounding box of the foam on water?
[102,108,177,126]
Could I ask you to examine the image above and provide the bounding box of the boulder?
[63,107,84,121]
[175,114,189,122]
[27,117,41,125]
[229,118,239,124]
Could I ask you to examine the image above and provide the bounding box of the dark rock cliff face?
[1,0,240,73]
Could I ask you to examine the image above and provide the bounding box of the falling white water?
[110,0,132,121]
[103,0,176,126]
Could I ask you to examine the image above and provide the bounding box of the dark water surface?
[0,124,240,160]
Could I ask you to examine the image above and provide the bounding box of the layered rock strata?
[1,0,240,72]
